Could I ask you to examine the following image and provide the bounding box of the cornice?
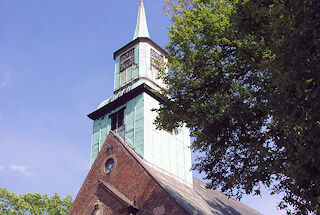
[88,83,162,120]
[113,37,167,60]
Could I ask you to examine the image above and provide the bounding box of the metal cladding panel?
[133,67,139,78]
[135,118,144,133]
[143,93,157,124]
[138,42,148,76]
[90,140,99,166]
[133,47,139,78]
[185,148,192,167]
[143,93,193,184]
[177,141,184,164]
[93,120,100,133]
[152,130,162,161]
[133,142,144,157]
[134,130,144,157]
[123,96,135,148]
[169,136,177,164]
[134,119,144,135]
[186,171,193,184]
[144,121,153,143]
[120,71,126,86]
[144,143,152,163]
[114,57,120,89]
[162,157,170,173]
[128,94,144,156]
[126,113,134,128]
[178,164,186,181]
[125,129,134,146]
[100,127,108,149]
[126,122,134,133]
[135,93,144,108]
[162,133,170,159]
[170,161,178,176]
[144,119,153,163]
[92,132,99,147]
[135,107,144,121]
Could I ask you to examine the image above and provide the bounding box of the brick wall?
[68,132,188,215]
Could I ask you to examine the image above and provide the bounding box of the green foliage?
[156,0,320,214]
[0,188,73,215]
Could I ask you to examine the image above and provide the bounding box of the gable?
[69,131,261,215]
[79,181,138,215]
[69,131,188,215]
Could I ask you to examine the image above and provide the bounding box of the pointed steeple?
[133,0,150,40]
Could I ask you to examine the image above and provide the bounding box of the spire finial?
[133,0,150,40]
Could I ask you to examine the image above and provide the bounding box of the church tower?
[69,2,263,214]
[88,0,192,185]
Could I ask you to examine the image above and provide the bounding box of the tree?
[0,188,73,214]
[155,0,320,214]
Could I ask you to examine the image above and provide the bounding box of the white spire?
[133,0,150,40]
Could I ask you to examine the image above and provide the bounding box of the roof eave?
[113,37,167,60]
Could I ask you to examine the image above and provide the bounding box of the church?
[68,1,261,214]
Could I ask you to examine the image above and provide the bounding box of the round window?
[105,158,115,173]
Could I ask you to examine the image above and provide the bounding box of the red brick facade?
[68,132,188,215]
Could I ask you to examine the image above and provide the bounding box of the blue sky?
[0,1,285,214]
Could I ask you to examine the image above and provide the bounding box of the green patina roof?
[97,80,143,110]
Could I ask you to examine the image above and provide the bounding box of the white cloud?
[10,164,32,175]
[0,71,11,88]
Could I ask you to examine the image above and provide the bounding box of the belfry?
[69,2,262,214]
